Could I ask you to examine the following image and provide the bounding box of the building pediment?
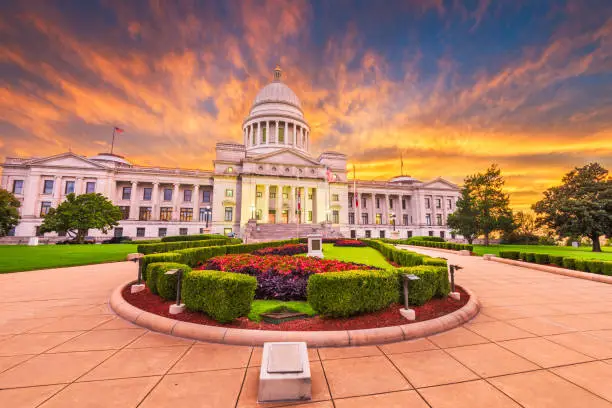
[25,152,109,170]
[247,148,322,167]
[421,177,459,190]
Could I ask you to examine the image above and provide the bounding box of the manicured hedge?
[161,234,229,242]
[562,257,576,270]
[146,262,190,296]
[307,270,397,317]
[408,240,473,252]
[507,252,611,276]
[141,252,183,279]
[549,255,564,266]
[174,246,228,267]
[137,238,240,255]
[393,265,450,305]
[158,263,192,300]
[534,254,550,264]
[499,251,520,260]
[365,240,447,268]
[182,270,257,322]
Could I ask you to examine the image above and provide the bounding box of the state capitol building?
[1,67,460,241]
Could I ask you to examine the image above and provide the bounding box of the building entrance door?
[282,210,289,223]
[268,210,276,224]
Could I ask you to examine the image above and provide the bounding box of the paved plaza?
[0,250,611,407]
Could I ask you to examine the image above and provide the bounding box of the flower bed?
[251,243,307,256]
[333,239,366,247]
[200,254,374,300]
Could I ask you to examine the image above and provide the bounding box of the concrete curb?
[109,281,480,347]
[488,256,612,285]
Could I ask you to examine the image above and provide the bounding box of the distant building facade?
[0,67,461,241]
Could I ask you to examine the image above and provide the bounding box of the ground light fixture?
[127,253,145,293]
[400,273,420,321]
[165,268,186,314]
[449,264,463,300]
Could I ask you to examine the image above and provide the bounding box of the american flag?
[114,127,124,134]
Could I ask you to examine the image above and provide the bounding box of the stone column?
[257,122,261,145]
[398,195,403,226]
[263,184,270,223]
[193,184,200,221]
[289,186,296,223]
[172,183,180,220]
[129,181,138,220]
[276,185,283,223]
[293,122,297,146]
[355,191,361,225]
[53,176,61,203]
[275,120,279,144]
[152,182,160,220]
[75,177,83,196]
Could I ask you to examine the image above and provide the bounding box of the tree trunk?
[467,236,474,244]
[76,230,86,244]
[592,234,602,252]
[484,232,490,246]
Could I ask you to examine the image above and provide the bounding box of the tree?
[0,188,20,236]
[533,162,612,252]
[448,164,514,245]
[39,193,122,243]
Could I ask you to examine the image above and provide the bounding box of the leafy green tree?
[39,193,122,243]
[448,164,514,245]
[533,162,612,252]
[0,188,20,236]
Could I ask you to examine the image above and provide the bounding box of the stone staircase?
[246,221,344,242]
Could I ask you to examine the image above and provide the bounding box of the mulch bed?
[122,285,468,332]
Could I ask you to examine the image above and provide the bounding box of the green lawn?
[0,244,138,273]
[321,243,393,269]
[248,300,316,322]
[472,244,612,261]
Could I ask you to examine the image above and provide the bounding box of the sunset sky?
[1,0,611,210]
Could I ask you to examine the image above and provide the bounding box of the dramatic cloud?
[0,0,611,209]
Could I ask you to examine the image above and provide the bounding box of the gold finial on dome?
[273,65,282,81]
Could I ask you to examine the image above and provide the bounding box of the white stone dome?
[252,81,301,110]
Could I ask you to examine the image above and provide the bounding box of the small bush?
[534,254,550,265]
[146,262,188,295]
[161,234,229,242]
[525,253,536,263]
[549,255,564,266]
[175,246,228,267]
[585,260,604,274]
[519,252,527,261]
[603,262,612,276]
[182,270,257,323]
[423,257,448,267]
[574,259,588,272]
[307,270,397,318]
[155,263,192,300]
[562,258,576,270]
[393,265,450,305]
[499,251,520,260]
[141,253,182,279]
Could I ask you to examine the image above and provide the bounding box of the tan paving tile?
[280,403,333,408]
[499,337,593,368]
[139,369,244,408]
[545,332,612,359]
[334,389,429,408]
[250,346,319,367]
[91,317,139,330]
[466,321,535,341]
[586,329,612,341]
[427,327,489,348]
[0,317,60,335]
[0,354,33,373]
[322,355,410,398]
[489,370,612,408]
[379,338,439,355]
[39,376,160,408]
[390,349,479,388]
[30,315,114,332]
[0,350,114,388]
[48,328,145,352]
[127,331,195,349]
[505,316,576,336]
[419,379,521,408]
[551,361,612,402]
[318,345,382,360]
[0,384,63,407]
[170,343,251,373]
[81,346,188,381]
[237,361,330,407]
[446,342,539,377]
[0,331,82,356]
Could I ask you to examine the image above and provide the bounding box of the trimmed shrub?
[534,254,550,265]
[406,240,473,252]
[525,253,536,263]
[562,258,576,270]
[307,270,398,317]
[549,255,565,266]
[364,240,426,267]
[137,238,239,255]
[519,252,527,261]
[574,259,588,272]
[182,270,257,323]
[161,234,230,242]
[585,260,604,274]
[499,251,520,260]
[603,262,612,276]
[407,236,445,242]
[175,246,227,267]
[146,262,188,295]
[141,252,182,279]
[152,263,192,300]
[393,265,450,305]
[423,257,448,267]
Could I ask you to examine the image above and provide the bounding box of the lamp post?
[448,264,463,300]
[400,273,420,320]
[166,268,185,314]
[250,204,256,220]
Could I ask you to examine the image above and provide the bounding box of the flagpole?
[296,170,300,240]
[353,164,358,225]
[110,128,116,154]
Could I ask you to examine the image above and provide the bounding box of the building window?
[199,208,211,222]
[139,207,152,221]
[308,191,313,200]
[227,167,233,173]
[425,198,431,209]
[365,230,371,238]
[447,199,452,210]
[269,187,277,199]
[114,227,123,238]
[86,181,96,193]
[40,201,51,217]
[256,209,263,220]
[119,206,130,220]
[402,199,406,210]
[380,230,385,238]
[451,232,456,239]
[64,180,75,194]
[428,230,434,237]
[349,196,353,208]
[350,230,356,238]
[256,191,263,198]
[362,213,369,224]
[332,194,339,202]
[7,227,16,236]
[375,213,382,225]
[180,208,193,222]
[136,227,145,237]
[436,214,442,225]
[425,214,432,225]
[282,192,288,199]
[278,126,285,143]
[349,213,355,224]
[361,198,366,208]
[122,187,132,200]
[158,228,167,237]
[223,228,232,235]
[180,228,188,235]
[184,189,192,202]
[12,180,23,195]
[160,207,172,221]
[163,188,172,201]
[436,198,441,209]
[389,199,393,209]
[307,211,313,222]
[143,188,152,201]
[43,180,54,195]
[224,207,233,221]
[332,210,339,224]
[440,231,445,239]
[225,189,234,198]
[402,214,409,225]
[262,127,267,143]
[202,190,211,202]
[407,230,413,238]
[376,197,380,209]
